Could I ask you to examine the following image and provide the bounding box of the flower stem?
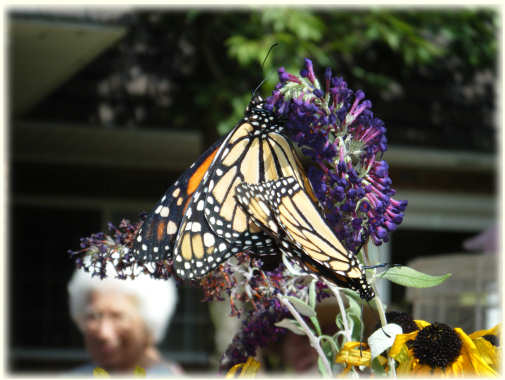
[278,295,333,376]
[327,283,361,378]
[363,243,396,377]
[371,285,397,377]
[327,283,352,343]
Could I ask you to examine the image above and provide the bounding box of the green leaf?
[371,357,387,375]
[395,342,412,363]
[261,9,324,41]
[308,279,317,308]
[340,289,362,317]
[319,334,340,354]
[310,315,322,336]
[317,356,330,377]
[336,289,364,341]
[286,296,317,317]
[226,36,262,65]
[275,318,306,335]
[382,266,451,288]
[384,30,400,50]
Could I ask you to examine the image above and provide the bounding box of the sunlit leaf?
[381,266,451,288]
[285,296,317,317]
[275,318,306,335]
[336,289,364,342]
[308,279,317,308]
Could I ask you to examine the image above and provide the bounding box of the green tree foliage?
[220,8,497,146]
[29,8,497,151]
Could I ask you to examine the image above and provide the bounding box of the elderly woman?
[67,264,183,375]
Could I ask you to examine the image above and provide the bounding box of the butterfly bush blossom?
[67,216,174,281]
[199,253,332,372]
[265,59,407,251]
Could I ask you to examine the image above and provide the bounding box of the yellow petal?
[93,367,110,378]
[342,341,367,350]
[133,366,146,377]
[241,357,261,376]
[455,327,498,376]
[335,342,371,367]
[389,330,418,358]
[470,323,501,339]
[413,320,431,329]
[391,344,415,374]
[473,337,498,368]
[226,363,243,378]
[226,357,261,378]
[377,355,388,366]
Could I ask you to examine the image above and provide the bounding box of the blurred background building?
[7,6,498,374]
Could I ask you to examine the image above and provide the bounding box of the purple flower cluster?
[204,253,332,371]
[219,298,289,372]
[265,59,407,251]
[67,217,173,280]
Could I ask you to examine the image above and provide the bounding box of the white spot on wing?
[203,233,215,247]
[196,200,204,211]
[167,221,178,234]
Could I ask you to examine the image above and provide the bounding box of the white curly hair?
[67,263,178,343]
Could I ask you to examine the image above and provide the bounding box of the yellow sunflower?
[389,320,498,376]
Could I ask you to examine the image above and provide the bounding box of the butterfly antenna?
[364,263,402,270]
[251,43,279,98]
[262,43,279,69]
[355,241,366,255]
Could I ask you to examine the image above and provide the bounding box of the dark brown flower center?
[386,311,419,333]
[412,322,462,369]
[483,334,499,346]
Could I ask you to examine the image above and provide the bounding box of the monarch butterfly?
[133,97,309,264]
[133,95,374,300]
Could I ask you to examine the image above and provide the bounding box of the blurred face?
[81,290,152,372]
